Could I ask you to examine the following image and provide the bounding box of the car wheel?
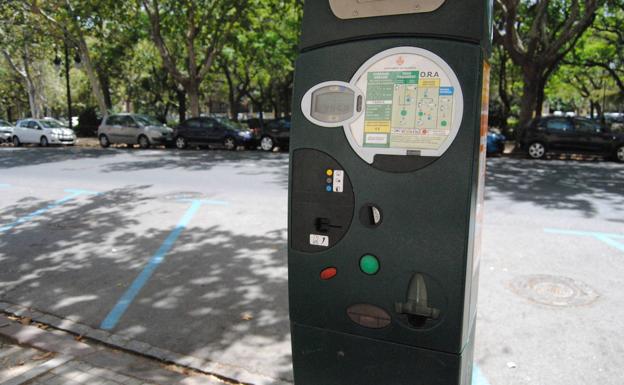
[13,136,21,147]
[40,136,49,147]
[223,136,236,151]
[175,136,187,150]
[527,142,546,159]
[615,145,624,163]
[99,134,110,148]
[260,136,274,152]
[138,135,150,149]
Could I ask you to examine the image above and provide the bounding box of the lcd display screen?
[311,87,355,123]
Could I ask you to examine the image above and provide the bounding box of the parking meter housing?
[289,2,492,384]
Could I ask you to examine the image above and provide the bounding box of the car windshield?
[134,115,163,127]
[0,119,11,127]
[39,120,65,128]
[217,118,245,131]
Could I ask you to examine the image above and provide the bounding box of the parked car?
[259,118,290,152]
[0,119,14,143]
[486,129,506,155]
[519,116,624,162]
[13,118,76,146]
[244,118,264,141]
[173,117,255,150]
[98,114,173,149]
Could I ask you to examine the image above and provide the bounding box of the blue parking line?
[545,228,624,252]
[0,183,10,189]
[100,199,228,330]
[0,189,99,234]
[472,365,491,385]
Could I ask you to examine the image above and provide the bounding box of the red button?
[320,267,337,280]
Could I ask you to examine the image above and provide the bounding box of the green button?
[360,255,380,275]
[441,120,448,127]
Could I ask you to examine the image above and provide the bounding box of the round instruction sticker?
[345,47,464,164]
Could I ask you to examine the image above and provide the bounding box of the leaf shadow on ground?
[486,158,624,221]
[0,186,293,383]
[0,148,120,168]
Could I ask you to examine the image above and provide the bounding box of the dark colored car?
[486,130,506,155]
[259,118,290,152]
[244,118,263,139]
[173,117,255,150]
[519,116,624,162]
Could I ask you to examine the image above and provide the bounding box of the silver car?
[98,114,174,149]
[0,119,14,143]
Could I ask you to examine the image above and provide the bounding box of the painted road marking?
[545,228,624,253]
[0,189,99,234]
[100,199,228,330]
[472,365,491,385]
[0,184,10,189]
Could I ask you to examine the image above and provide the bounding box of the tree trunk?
[518,68,542,132]
[187,80,200,117]
[99,72,113,110]
[176,88,187,122]
[76,37,108,117]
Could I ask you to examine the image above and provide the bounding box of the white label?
[333,170,344,193]
[365,133,388,144]
[310,234,330,247]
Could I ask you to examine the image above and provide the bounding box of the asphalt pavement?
[0,147,623,385]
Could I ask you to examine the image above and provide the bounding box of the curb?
[0,302,291,385]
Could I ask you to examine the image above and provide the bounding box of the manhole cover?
[508,275,599,307]
[159,191,205,201]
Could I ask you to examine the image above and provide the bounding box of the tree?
[0,1,46,118]
[25,0,132,117]
[495,0,603,130]
[577,3,624,95]
[239,0,302,119]
[140,0,246,117]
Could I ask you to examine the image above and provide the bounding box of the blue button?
[326,185,333,192]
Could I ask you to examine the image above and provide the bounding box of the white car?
[13,119,76,147]
[0,119,14,143]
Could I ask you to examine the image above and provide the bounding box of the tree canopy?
[0,0,620,133]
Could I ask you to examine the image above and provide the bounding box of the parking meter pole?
[288,2,493,384]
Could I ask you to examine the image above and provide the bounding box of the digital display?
[311,87,355,123]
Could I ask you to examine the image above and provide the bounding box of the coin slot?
[359,204,383,228]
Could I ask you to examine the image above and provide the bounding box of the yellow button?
[326,169,333,176]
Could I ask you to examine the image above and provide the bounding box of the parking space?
[1,148,623,385]
[1,147,290,383]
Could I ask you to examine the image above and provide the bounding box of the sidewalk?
[0,315,227,385]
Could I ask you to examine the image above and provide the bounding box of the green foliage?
[75,106,101,137]
[0,0,619,129]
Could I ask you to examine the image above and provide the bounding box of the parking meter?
[288,1,492,384]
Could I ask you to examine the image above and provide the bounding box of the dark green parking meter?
[288,1,492,384]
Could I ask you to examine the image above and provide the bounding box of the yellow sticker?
[364,121,391,133]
